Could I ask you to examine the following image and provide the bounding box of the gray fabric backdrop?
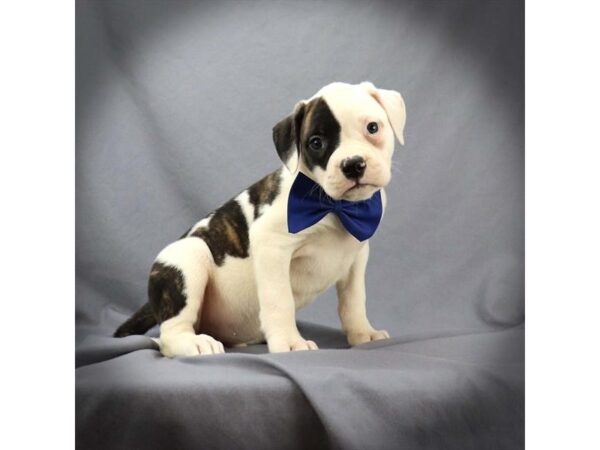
[76,1,524,449]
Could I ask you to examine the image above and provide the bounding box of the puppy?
[114,81,406,357]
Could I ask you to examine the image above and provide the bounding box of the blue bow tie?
[287,172,383,242]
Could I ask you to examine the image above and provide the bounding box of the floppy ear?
[360,81,406,145]
[272,101,306,172]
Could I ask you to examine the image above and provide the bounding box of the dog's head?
[273,82,406,201]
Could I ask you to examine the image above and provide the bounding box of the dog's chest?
[289,221,362,306]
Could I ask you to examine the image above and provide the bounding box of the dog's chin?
[340,183,381,202]
[322,174,389,202]
[319,181,381,202]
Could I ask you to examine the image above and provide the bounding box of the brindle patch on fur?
[247,169,282,219]
[272,97,341,172]
[190,199,249,266]
[273,115,295,165]
[272,103,307,168]
[147,262,187,324]
[299,97,341,171]
[113,301,157,337]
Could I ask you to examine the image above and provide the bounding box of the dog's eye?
[308,136,323,151]
[367,122,379,134]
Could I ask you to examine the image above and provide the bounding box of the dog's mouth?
[344,182,378,194]
[338,181,381,201]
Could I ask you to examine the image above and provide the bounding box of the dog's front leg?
[253,240,318,353]
[336,242,390,346]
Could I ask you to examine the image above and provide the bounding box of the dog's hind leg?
[149,238,225,357]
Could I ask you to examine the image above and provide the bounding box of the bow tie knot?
[287,172,383,242]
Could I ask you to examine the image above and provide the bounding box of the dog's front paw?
[347,328,390,346]
[267,335,319,353]
[160,333,225,357]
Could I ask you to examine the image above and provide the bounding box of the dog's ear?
[272,101,306,172]
[360,81,406,145]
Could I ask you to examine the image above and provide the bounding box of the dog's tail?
[113,302,157,338]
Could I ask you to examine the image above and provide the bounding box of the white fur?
[154,82,404,356]
[235,190,255,225]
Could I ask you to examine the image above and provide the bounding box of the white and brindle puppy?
[114,81,406,357]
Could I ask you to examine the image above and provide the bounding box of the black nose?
[341,156,367,180]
